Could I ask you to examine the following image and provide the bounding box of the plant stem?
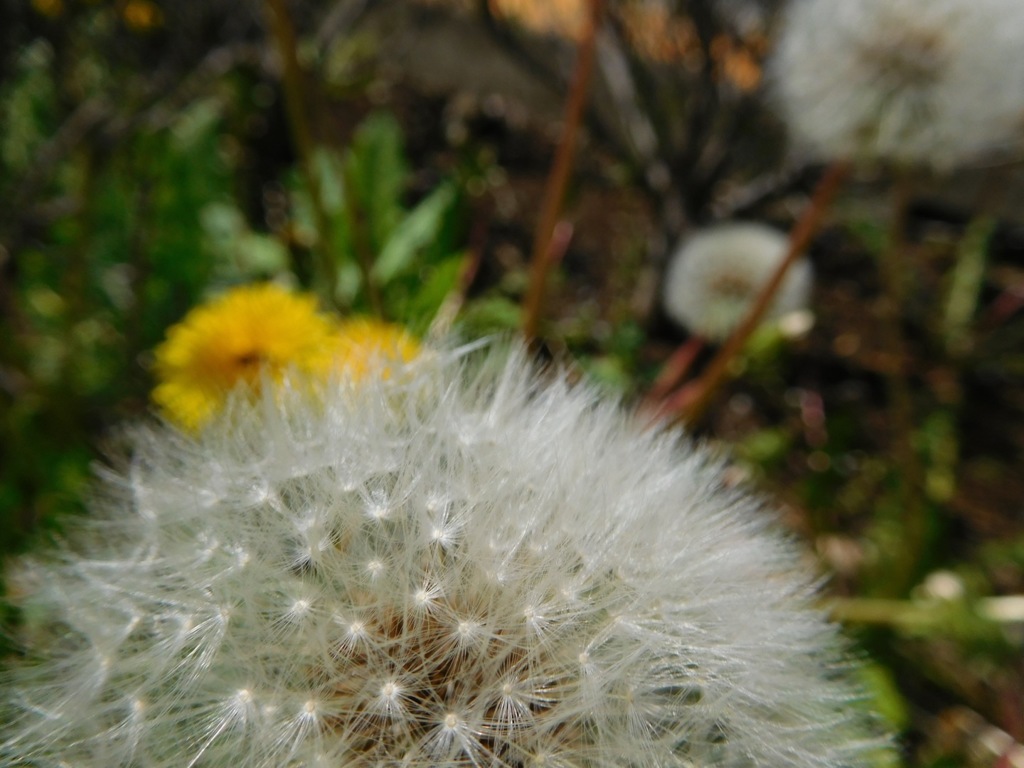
[878,169,928,596]
[827,595,1024,627]
[264,0,338,305]
[521,0,603,341]
[642,336,705,410]
[678,160,851,425]
[825,597,944,627]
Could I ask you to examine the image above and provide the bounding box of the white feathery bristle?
[2,344,885,767]
[663,221,812,342]
[772,0,1024,168]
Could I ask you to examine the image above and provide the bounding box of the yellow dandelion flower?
[335,317,420,382]
[152,283,339,432]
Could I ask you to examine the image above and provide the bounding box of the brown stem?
[642,336,705,409]
[521,0,604,341]
[678,160,851,425]
[648,379,701,426]
[264,0,338,305]
[546,220,575,269]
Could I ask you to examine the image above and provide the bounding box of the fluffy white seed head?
[772,0,1024,168]
[2,345,882,766]
[663,221,812,342]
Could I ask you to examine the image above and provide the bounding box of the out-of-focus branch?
[521,0,603,340]
[264,0,338,304]
[878,169,928,596]
[476,0,638,176]
[678,160,851,424]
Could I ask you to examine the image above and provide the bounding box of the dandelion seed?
[453,619,481,647]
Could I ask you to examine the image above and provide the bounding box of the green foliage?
[289,113,466,333]
[457,296,523,335]
[1,40,57,177]
[942,215,995,354]
[201,202,291,280]
[0,65,234,552]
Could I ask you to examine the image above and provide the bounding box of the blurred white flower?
[3,346,881,767]
[772,0,1024,168]
[663,221,812,342]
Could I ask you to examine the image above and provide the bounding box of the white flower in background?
[772,0,1024,168]
[2,347,882,767]
[663,221,812,342]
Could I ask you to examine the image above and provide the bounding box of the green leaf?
[201,203,289,280]
[346,112,407,251]
[310,147,347,214]
[235,233,290,276]
[334,261,362,307]
[856,662,910,733]
[372,184,456,284]
[458,296,523,335]
[579,356,632,393]
[398,253,464,333]
[170,98,223,152]
[942,215,995,354]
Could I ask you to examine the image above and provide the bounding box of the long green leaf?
[372,183,456,284]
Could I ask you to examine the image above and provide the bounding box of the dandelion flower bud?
[663,221,812,342]
[772,0,1024,168]
[3,346,884,767]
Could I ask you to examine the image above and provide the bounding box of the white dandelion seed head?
[2,345,884,767]
[663,221,813,342]
[772,0,1024,169]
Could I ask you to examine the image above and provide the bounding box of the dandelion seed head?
[663,222,812,342]
[2,345,885,766]
[772,0,1024,167]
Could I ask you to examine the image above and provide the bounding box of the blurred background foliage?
[1,1,1023,766]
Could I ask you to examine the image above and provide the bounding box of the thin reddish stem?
[521,0,604,341]
[643,336,705,408]
[678,160,851,425]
